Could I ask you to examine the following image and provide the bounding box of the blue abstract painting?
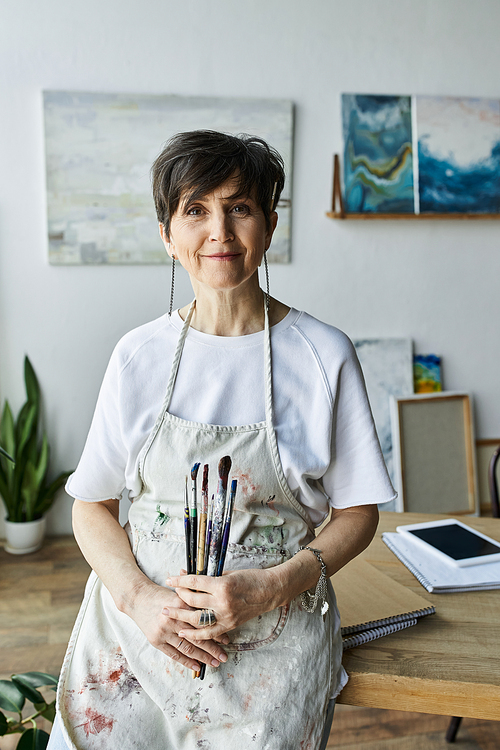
[417,96,500,213]
[342,94,414,213]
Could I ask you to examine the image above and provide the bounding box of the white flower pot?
[4,516,46,554]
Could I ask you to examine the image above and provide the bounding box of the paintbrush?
[197,464,209,574]
[200,475,235,681]
[203,495,214,576]
[207,456,232,577]
[189,463,200,575]
[189,463,201,679]
[217,479,237,577]
[196,464,208,680]
[198,493,211,682]
[183,477,190,574]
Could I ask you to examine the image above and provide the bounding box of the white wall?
[1,0,499,535]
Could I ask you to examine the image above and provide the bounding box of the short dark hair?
[151,130,285,236]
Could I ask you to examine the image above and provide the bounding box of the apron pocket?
[225,603,290,651]
[223,542,290,652]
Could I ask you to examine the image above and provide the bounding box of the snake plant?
[0,357,72,523]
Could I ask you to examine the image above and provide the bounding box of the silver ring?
[198,608,217,627]
[177,638,184,649]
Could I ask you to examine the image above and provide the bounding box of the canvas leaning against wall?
[43,91,293,265]
[341,93,500,215]
[353,338,414,499]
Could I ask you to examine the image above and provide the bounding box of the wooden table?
[337,512,500,721]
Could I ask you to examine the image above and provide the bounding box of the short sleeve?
[66,346,127,502]
[322,338,396,509]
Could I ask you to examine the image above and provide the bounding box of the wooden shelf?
[327,211,500,220]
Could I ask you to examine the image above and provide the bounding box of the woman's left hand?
[164,567,281,641]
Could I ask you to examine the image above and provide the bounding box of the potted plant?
[0,357,72,554]
[0,671,57,749]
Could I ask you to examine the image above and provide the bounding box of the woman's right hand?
[126,580,229,671]
[72,499,228,670]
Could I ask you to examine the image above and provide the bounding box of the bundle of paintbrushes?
[184,456,238,679]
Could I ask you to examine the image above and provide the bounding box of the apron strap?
[163,300,196,412]
[263,299,274,427]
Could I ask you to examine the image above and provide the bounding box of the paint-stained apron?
[57,301,347,750]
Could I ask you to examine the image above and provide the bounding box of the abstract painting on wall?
[342,93,500,215]
[353,338,414,509]
[416,95,500,213]
[43,91,293,265]
[342,94,415,213]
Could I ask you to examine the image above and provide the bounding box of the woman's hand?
[126,579,229,670]
[166,503,380,644]
[164,567,282,642]
[72,500,229,671]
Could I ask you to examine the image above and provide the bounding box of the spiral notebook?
[383,531,500,593]
[334,556,435,651]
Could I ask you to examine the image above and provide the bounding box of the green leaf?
[0,468,13,516]
[1,401,16,464]
[0,409,16,512]
[41,701,56,723]
[17,727,50,750]
[15,401,34,449]
[35,471,72,517]
[0,680,25,713]
[12,673,58,689]
[20,463,39,522]
[16,404,37,463]
[25,430,39,469]
[21,435,50,520]
[0,445,15,463]
[24,357,40,409]
[11,677,44,706]
[0,711,8,736]
[32,435,50,509]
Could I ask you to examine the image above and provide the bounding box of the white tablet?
[395,518,500,567]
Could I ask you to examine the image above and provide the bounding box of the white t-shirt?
[66,307,396,526]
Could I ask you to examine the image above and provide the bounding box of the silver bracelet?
[294,546,329,615]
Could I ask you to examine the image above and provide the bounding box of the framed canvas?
[390,392,479,515]
[43,91,293,265]
[476,439,500,513]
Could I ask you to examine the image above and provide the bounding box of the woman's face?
[160,176,277,297]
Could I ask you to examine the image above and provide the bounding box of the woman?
[51,130,395,750]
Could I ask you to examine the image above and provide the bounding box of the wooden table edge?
[337,671,500,721]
